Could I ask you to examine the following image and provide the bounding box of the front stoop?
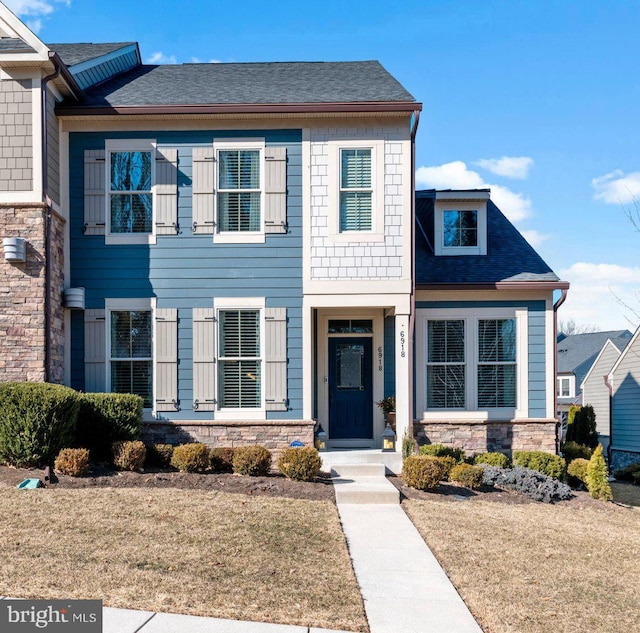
[330,462,400,505]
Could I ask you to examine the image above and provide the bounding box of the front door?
[328,337,373,439]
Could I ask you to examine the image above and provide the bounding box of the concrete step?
[332,474,400,505]
[331,463,386,477]
[321,449,403,475]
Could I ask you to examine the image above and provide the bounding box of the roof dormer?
[434,190,490,256]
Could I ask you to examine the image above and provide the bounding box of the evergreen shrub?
[277,447,321,481]
[170,443,211,473]
[233,446,272,476]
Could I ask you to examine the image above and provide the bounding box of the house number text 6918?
[399,330,406,358]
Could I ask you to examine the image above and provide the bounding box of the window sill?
[213,233,266,245]
[215,409,266,421]
[106,233,157,246]
[420,409,519,421]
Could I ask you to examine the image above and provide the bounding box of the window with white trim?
[427,319,465,408]
[557,376,574,398]
[443,210,477,247]
[108,147,153,234]
[340,148,372,231]
[477,319,516,408]
[434,198,488,256]
[218,149,261,232]
[218,309,262,408]
[109,309,153,407]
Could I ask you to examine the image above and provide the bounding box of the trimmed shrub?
[210,447,235,473]
[633,471,640,486]
[402,455,446,491]
[54,448,90,477]
[513,451,566,480]
[480,464,573,503]
[586,445,613,501]
[0,382,80,468]
[170,443,211,473]
[450,463,484,489]
[613,462,640,482]
[233,445,272,476]
[402,430,417,459]
[474,452,511,469]
[419,443,465,463]
[145,443,174,468]
[567,458,589,488]
[278,447,321,482]
[566,405,598,448]
[75,393,143,460]
[435,455,458,480]
[561,441,594,464]
[112,440,146,471]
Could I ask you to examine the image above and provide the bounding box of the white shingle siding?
[309,126,408,280]
[0,78,33,191]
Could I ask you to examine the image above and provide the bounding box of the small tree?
[566,405,598,448]
[586,444,612,501]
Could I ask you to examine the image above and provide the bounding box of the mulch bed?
[0,464,336,502]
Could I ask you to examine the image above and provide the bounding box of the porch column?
[394,312,411,451]
[302,302,314,421]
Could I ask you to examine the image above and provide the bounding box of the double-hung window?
[443,210,477,247]
[109,309,153,407]
[218,309,262,409]
[108,144,153,235]
[340,148,372,232]
[477,319,516,408]
[426,320,466,408]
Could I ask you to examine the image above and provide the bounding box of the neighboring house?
[608,326,640,469]
[0,4,569,456]
[556,331,632,423]
[580,338,627,450]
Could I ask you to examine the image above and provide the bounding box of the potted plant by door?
[376,396,396,432]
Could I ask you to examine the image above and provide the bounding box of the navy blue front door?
[328,337,373,439]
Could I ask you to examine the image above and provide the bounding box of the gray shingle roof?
[415,190,560,285]
[557,331,632,375]
[0,38,35,53]
[48,42,135,67]
[72,61,415,107]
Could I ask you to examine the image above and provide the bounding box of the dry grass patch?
[405,498,640,633]
[0,488,367,632]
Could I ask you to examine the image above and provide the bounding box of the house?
[556,330,632,445]
[0,3,568,456]
[607,326,640,469]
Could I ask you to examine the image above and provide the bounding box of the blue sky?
[8,0,640,331]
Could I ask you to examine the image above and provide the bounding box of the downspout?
[41,57,61,383]
[553,288,568,453]
[604,374,613,467]
[408,109,421,443]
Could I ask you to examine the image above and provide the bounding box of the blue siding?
[69,129,303,420]
[383,316,395,397]
[414,300,548,417]
[72,49,139,90]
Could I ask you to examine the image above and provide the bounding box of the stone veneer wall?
[142,420,315,460]
[610,449,640,471]
[414,419,558,455]
[0,204,65,383]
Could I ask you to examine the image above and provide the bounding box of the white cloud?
[25,18,42,33]
[415,160,532,223]
[190,57,222,64]
[519,229,549,248]
[146,51,178,65]
[592,169,640,205]
[4,0,70,33]
[474,156,534,180]
[558,262,640,331]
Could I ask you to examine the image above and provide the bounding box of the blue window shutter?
[265,307,288,411]
[84,149,106,236]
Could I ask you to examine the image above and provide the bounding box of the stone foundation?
[610,448,640,471]
[142,420,316,461]
[414,419,558,455]
[0,204,65,384]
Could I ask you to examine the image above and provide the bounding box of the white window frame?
[213,138,266,244]
[105,297,154,410]
[434,199,487,256]
[416,307,528,420]
[328,138,385,243]
[213,296,266,420]
[557,375,575,398]
[105,139,157,245]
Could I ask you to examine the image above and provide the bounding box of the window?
[109,309,152,407]
[443,210,477,247]
[427,320,465,408]
[217,149,261,232]
[218,309,262,408]
[477,319,516,408]
[557,376,573,398]
[109,150,153,234]
[340,148,372,232]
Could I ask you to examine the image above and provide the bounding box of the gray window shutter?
[264,307,288,411]
[84,149,105,236]
[155,148,179,235]
[192,147,215,234]
[155,308,179,411]
[193,307,216,411]
[84,308,106,392]
[264,146,287,234]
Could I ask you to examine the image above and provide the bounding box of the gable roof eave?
[0,2,49,59]
[579,339,622,391]
[608,324,640,381]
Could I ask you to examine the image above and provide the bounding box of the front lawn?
[404,497,639,633]
[0,487,368,632]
